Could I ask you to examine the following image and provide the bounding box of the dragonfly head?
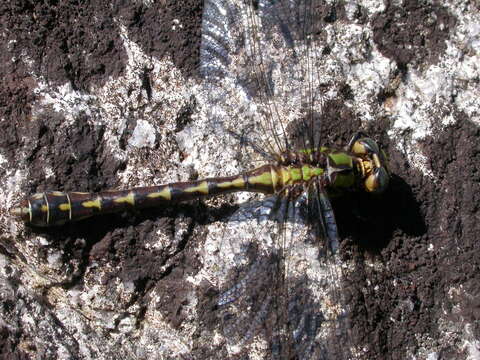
[351,136,389,194]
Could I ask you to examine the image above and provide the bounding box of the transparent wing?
[200,0,329,169]
[202,185,352,359]
[199,0,353,358]
[304,181,353,359]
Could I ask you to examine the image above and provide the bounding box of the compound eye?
[352,138,380,156]
[365,167,389,194]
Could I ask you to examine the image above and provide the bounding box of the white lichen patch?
[11,21,199,193]
[0,167,27,233]
[357,0,386,15]
[90,22,199,186]
[32,81,97,126]
[128,119,156,148]
[387,0,480,176]
[408,284,480,360]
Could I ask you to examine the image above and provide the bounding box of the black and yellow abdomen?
[11,141,387,227]
[11,162,326,226]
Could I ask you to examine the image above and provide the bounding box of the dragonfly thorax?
[258,148,362,195]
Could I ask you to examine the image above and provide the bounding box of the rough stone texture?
[0,0,479,359]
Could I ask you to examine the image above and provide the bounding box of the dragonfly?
[11,0,389,358]
[11,134,387,227]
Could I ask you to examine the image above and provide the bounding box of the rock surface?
[0,1,479,359]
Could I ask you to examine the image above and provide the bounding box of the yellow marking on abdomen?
[59,203,71,211]
[184,181,209,194]
[232,177,245,188]
[41,204,48,212]
[82,198,102,210]
[147,187,172,201]
[114,192,135,206]
[248,172,273,186]
[217,177,245,190]
[217,181,233,189]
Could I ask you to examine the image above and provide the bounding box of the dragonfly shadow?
[25,212,151,289]
[28,200,237,236]
[25,200,241,287]
[195,242,353,359]
[333,173,426,252]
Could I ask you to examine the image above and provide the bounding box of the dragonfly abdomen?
[11,152,361,227]
[11,167,287,226]
[10,173,247,226]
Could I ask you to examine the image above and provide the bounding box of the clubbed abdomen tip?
[9,200,30,223]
